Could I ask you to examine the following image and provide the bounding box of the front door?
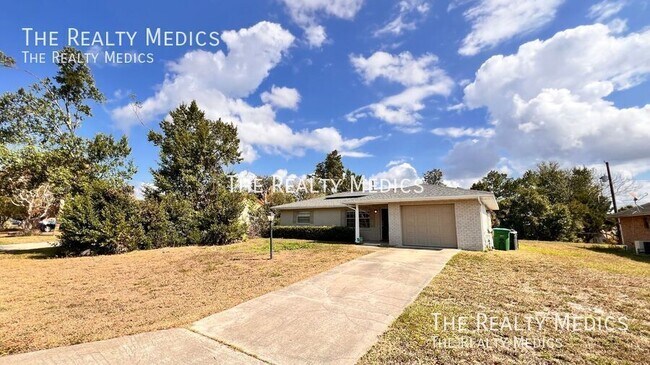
[381,208,389,242]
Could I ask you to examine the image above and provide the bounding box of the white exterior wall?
[479,203,494,250]
[387,203,403,246]
[453,200,485,251]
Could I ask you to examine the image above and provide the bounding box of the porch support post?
[354,204,360,243]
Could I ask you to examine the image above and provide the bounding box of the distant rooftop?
[608,203,650,218]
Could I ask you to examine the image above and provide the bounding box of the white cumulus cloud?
[448,24,650,181]
[261,85,301,110]
[369,162,422,188]
[458,0,564,56]
[347,51,454,132]
[112,22,376,162]
[304,25,327,47]
[350,51,443,86]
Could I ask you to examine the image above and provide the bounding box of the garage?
[274,185,498,251]
[401,204,457,248]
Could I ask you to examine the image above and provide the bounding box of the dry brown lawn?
[0,232,58,245]
[360,241,650,364]
[0,239,371,355]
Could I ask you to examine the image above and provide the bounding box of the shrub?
[60,181,144,255]
[162,194,203,245]
[140,188,246,248]
[139,193,202,248]
[265,226,354,242]
[139,198,181,249]
[199,189,247,245]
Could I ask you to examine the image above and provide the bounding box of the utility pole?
[605,161,622,244]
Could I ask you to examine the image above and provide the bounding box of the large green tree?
[147,101,246,245]
[0,47,135,232]
[472,163,610,242]
[313,150,362,194]
[471,170,516,226]
[314,150,345,194]
[471,170,515,199]
[568,167,612,242]
[148,101,241,206]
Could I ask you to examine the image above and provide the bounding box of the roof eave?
[347,194,499,210]
[272,193,500,211]
[272,204,347,210]
[607,212,649,218]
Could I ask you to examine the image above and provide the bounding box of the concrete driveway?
[0,247,457,365]
[192,247,458,364]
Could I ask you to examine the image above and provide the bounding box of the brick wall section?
[479,203,494,249]
[620,216,650,249]
[388,203,402,246]
[454,200,485,251]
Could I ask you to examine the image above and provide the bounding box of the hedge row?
[265,226,355,242]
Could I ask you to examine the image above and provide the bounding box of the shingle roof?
[350,184,492,202]
[272,184,499,210]
[608,203,650,218]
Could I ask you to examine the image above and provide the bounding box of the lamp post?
[267,211,275,259]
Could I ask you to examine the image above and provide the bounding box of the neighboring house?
[272,185,499,251]
[608,203,650,250]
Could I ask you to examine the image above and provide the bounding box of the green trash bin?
[493,228,511,251]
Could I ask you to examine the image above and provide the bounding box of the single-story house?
[608,203,650,251]
[272,185,499,251]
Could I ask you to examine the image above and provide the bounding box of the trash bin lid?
[494,228,511,232]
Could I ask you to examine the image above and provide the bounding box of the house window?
[644,216,650,229]
[346,211,371,228]
[296,211,312,225]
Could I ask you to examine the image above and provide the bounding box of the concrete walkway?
[0,247,458,365]
[0,242,57,252]
[192,247,458,364]
[0,329,264,365]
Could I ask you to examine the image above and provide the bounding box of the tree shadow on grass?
[0,246,60,259]
[584,246,650,264]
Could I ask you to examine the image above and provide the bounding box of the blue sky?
[2,0,650,203]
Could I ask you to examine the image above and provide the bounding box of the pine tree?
[147,101,245,245]
[314,150,346,194]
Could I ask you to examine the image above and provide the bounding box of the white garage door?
[401,204,457,248]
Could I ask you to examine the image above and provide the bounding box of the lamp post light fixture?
[267,211,275,259]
